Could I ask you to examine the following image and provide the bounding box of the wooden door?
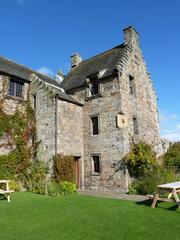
[74,157,80,188]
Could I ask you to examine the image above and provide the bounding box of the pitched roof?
[0,55,61,88]
[0,55,83,106]
[56,89,83,106]
[61,43,126,91]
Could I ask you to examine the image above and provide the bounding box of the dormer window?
[8,78,24,99]
[90,77,99,96]
[86,73,103,99]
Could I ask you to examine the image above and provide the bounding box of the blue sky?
[0,0,180,141]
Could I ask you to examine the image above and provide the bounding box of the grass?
[0,192,180,240]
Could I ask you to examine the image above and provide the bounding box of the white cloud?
[161,131,180,142]
[159,110,180,142]
[37,66,54,77]
[159,112,178,122]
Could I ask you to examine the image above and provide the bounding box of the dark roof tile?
[0,55,83,106]
[0,56,61,88]
[61,43,126,91]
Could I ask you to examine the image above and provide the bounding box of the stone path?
[78,190,149,202]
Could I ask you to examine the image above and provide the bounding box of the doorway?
[74,156,81,188]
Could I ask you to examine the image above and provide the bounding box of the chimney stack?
[123,26,139,44]
[71,53,82,68]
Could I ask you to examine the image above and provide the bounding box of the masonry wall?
[119,41,162,155]
[70,42,162,192]
[57,99,83,156]
[57,99,84,187]
[71,77,128,192]
[30,81,56,168]
[0,74,29,114]
[0,74,29,155]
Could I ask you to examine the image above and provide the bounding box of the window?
[133,117,138,135]
[33,94,37,110]
[86,73,103,99]
[91,116,99,135]
[129,75,135,95]
[90,77,99,96]
[8,79,24,98]
[92,155,100,174]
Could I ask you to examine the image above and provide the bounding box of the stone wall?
[30,79,56,169]
[57,99,83,156]
[71,76,129,192]
[0,74,29,114]
[69,41,162,192]
[57,99,84,187]
[118,40,162,155]
[0,74,29,155]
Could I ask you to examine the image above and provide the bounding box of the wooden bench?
[0,180,15,202]
[151,182,180,209]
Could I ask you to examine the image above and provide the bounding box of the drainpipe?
[55,94,58,156]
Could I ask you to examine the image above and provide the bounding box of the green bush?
[163,142,180,172]
[58,181,77,195]
[123,142,157,178]
[128,167,180,195]
[9,180,22,192]
[47,181,77,196]
[24,160,49,194]
[53,154,75,183]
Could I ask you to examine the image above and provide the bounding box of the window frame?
[32,93,37,110]
[8,78,24,99]
[133,116,139,135]
[91,154,101,175]
[129,75,135,96]
[86,73,103,100]
[90,115,99,136]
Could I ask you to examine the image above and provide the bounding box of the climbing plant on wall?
[0,77,37,179]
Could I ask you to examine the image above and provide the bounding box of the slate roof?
[0,55,83,106]
[61,43,126,91]
[0,56,61,88]
[56,89,83,106]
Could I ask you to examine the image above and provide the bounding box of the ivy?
[0,79,37,179]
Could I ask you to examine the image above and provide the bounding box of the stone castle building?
[0,26,163,191]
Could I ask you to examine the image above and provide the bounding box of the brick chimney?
[123,26,139,44]
[71,53,82,68]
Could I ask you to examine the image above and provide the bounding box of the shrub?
[122,142,157,178]
[58,181,77,195]
[128,166,180,195]
[9,180,22,192]
[163,142,180,172]
[53,154,75,183]
[47,181,77,196]
[24,160,49,194]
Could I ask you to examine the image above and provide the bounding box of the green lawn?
[0,192,179,240]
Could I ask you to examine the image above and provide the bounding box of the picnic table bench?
[0,180,14,202]
[151,181,180,208]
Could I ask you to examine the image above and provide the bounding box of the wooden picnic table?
[151,181,180,208]
[0,180,14,202]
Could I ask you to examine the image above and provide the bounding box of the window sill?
[86,93,103,100]
[91,134,99,137]
[5,95,25,102]
[91,173,100,176]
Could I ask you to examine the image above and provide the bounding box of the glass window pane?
[92,155,100,173]
[8,79,23,98]
[91,116,99,135]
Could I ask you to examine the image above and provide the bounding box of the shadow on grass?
[135,199,180,212]
[0,194,7,201]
